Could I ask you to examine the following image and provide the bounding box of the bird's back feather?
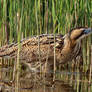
[0,34,64,63]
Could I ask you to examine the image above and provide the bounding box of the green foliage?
[0,0,91,39]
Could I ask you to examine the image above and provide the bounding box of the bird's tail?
[0,43,18,59]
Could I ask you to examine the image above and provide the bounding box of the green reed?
[52,0,56,81]
[15,0,23,92]
[0,0,91,36]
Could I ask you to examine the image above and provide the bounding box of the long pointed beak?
[83,28,92,34]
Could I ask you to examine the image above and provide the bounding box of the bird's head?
[69,27,92,42]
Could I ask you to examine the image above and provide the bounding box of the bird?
[0,27,91,73]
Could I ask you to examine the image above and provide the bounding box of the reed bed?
[0,0,91,41]
[0,0,92,91]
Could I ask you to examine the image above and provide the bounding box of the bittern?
[0,27,92,73]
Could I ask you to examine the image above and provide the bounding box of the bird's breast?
[56,42,80,64]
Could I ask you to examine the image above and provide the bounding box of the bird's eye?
[82,29,87,34]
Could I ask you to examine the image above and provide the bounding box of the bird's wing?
[0,34,64,62]
[20,34,63,46]
[19,34,64,62]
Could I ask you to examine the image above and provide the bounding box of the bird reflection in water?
[0,77,76,92]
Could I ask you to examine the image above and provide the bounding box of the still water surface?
[0,64,92,92]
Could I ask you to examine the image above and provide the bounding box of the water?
[0,63,92,92]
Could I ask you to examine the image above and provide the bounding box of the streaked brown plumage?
[0,27,92,72]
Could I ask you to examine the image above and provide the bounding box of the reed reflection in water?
[0,63,92,92]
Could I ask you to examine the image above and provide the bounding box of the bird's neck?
[64,34,77,49]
